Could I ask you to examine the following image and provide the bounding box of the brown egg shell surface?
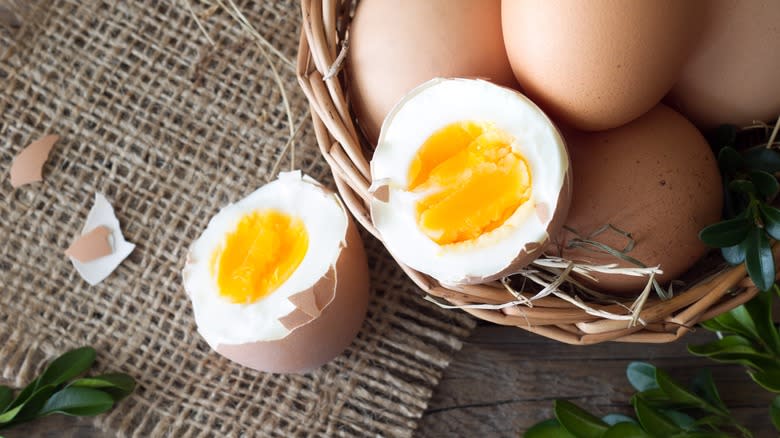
[667,0,780,128]
[554,104,723,295]
[502,0,702,131]
[348,0,517,144]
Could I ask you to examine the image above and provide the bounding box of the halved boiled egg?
[183,171,370,373]
[370,78,571,285]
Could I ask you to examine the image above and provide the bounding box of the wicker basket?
[296,0,776,344]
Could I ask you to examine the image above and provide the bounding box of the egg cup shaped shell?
[184,171,356,345]
[369,77,572,286]
[214,216,370,374]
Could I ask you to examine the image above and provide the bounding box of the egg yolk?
[408,121,532,245]
[211,210,309,304]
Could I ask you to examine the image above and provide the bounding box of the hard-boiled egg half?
[183,171,370,373]
[370,78,571,285]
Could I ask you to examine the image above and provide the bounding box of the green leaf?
[691,369,727,412]
[729,179,757,196]
[0,384,57,426]
[0,387,13,413]
[627,362,659,392]
[69,373,136,401]
[743,291,780,355]
[524,419,576,438]
[744,226,776,291]
[701,311,761,342]
[689,337,780,370]
[632,395,682,436]
[602,422,652,438]
[670,433,733,438]
[38,387,114,417]
[553,400,608,438]
[750,369,780,393]
[7,379,39,411]
[602,414,637,425]
[760,204,780,241]
[728,303,765,346]
[655,369,713,411]
[750,170,779,198]
[772,396,780,431]
[688,335,753,356]
[699,218,752,248]
[721,243,747,265]
[662,410,697,431]
[37,347,96,389]
[744,147,780,173]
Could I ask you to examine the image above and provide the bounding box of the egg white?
[371,78,569,283]
[184,171,348,347]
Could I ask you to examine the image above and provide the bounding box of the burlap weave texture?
[0,1,475,436]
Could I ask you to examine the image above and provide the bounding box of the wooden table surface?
[3,324,775,437]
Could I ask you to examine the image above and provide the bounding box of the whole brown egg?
[668,0,780,128]
[502,0,702,131]
[347,0,517,144]
[555,105,723,295]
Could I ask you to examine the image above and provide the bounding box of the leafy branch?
[0,347,135,432]
[525,288,780,437]
[699,123,780,291]
[526,361,752,438]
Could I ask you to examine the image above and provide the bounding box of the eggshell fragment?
[64,225,113,263]
[9,135,59,188]
[68,193,135,286]
[215,219,369,374]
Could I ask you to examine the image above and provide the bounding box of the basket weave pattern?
[296,0,774,344]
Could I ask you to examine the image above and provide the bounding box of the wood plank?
[417,324,776,437]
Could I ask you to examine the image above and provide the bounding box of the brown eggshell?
[215,216,370,374]
[555,104,722,295]
[9,134,59,188]
[348,0,517,143]
[65,225,113,262]
[502,0,701,131]
[667,0,780,128]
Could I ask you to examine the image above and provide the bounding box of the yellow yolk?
[408,121,532,245]
[211,210,309,304]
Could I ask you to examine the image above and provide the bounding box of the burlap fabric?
[0,1,475,436]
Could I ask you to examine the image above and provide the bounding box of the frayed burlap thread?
[0,1,475,436]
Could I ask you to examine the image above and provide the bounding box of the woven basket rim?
[295,0,768,344]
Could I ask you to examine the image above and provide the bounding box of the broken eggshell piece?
[370,78,571,286]
[182,171,370,373]
[65,225,113,262]
[9,134,59,188]
[68,193,136,286]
